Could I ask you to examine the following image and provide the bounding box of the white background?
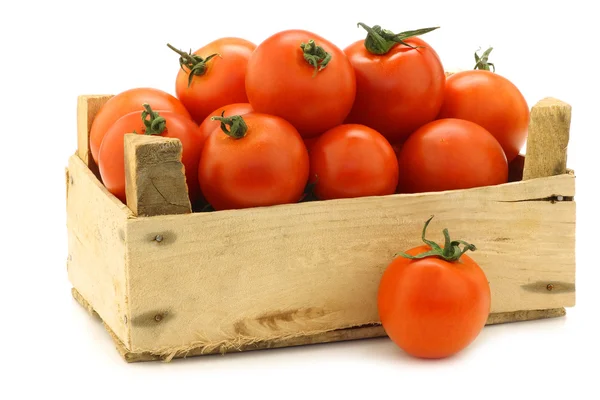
[1,0,599,398]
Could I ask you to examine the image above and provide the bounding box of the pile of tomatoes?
[89,24,530,211]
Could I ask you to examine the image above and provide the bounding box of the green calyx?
[141,104,167,136]
[395,216,476,262]
[167,43,221,87]
[474,46,495,72]
[357,23,439,55]
[210,112,248,139]
[300,39,332,77]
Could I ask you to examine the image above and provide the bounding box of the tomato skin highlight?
[199,112,310,211]
[245,29,356,138]
[309,124,399,200]
[437,70,530,162]
[173,38,256,125]
[98,110,202,204]
[397,118,508,193]
[377,244,491,359]
[90,88,191,164]
[344,37,445,143]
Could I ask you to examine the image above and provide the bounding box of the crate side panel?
[125,174,575,354]
[66,154,133,347]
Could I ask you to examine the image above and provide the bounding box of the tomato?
[98,104,202,204]
[303,136,319,154]
[196,103,254,151]
[199,113,309,211]
[437,70,529,162]
[378,216,491,359]
[245,29,356,138]
[167,38,255,125]
[344,24,445,143]
[90,88,190,164]
[397,118,508,193]
[309,124,398,200]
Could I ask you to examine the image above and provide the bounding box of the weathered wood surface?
[66,154,133,348]
[77,95,112,176]
[523,97,571,180]
[124,134,192,217]
[71,288,566,363]
[124,173,575,357]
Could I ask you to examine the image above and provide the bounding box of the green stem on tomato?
[300,39,332,77]
[166,43,221,87]
[211,112,248,139]
[395,216,476,262]
[141,103,167,136]
[357,23,439,55]
[474,47,495,72]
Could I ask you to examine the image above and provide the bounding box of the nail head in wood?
[523,97,572,180]
[154,234,163,243]
[123,134,192,217]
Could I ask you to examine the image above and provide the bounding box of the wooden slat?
[123,173,575,356]
[66,154,133,348]
[124,134,192,217]
[523,97,572,180]
[77,95,112,175]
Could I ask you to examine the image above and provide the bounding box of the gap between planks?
[71,288,567,363]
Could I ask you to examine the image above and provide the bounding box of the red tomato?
[397,118,508,193]
[245,29,356,138]
[344,24,445,143]
[437,70,529,162]
[309,124,398,200]
[98,105,202,204]
[90,88,190,164]
[303,136,319,154]
[168,38,256,124]
[199,113,309,211]
[196,103,254,151]
[378,216,491,359]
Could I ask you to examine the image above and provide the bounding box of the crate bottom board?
[71,288,567,363]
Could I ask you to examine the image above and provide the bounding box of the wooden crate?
[66,95,575,363]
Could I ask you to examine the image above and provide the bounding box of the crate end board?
[72,288,567,363]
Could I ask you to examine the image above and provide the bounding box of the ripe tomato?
[98,105,202,204]
[196,103,254,151]
[90,88,190,164]
[245,29,356,138]
[168,38,256,125]
[199,113,309,211]
[309,124,398,200]
[303,136,319,154]
[397,118,508,193]
[437,70,529,162]
[344,24,445,143]
[378,216,491,359]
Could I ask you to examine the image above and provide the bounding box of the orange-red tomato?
[309,124,398,200]
[437,70,530,162]
[397,118,508,193]
[169,38,256,124]
[344,24,445,143]
[98,106,202,204]
[199,113,309,211]
[245,29,356,138]
[303,136,319,154]
[90,88,190,164]
[378,217,491,359]
[195,103,254,151]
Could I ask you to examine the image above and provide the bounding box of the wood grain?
[77,95,112,176]
[124,134,192,217]
[66,154,132,348]
[124,173,575,354]
[523,97,572,180]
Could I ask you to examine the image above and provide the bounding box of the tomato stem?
[300,39,331,77]
[395,216,476,262]
[141,104,167,136]
[166,43,221,87]
[211,112,248,139]
[474,47,495,72]
[357,23,439,55]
